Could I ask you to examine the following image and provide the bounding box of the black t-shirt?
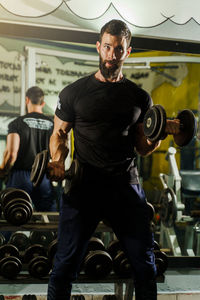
[55,74,152,183]
[8,112,53,170]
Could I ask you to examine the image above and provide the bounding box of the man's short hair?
[26,86,44,105]
[99,19,132,47]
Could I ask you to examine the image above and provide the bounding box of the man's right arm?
[47,115,73,181]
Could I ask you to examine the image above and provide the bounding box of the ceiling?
[0,0,200,53]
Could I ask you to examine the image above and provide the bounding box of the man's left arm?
[0,133,20,178]
[134,123,161,157]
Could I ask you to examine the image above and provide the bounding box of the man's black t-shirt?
[55,74,152,183]
[8,112,53,170]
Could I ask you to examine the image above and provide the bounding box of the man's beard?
[99,56,122,80]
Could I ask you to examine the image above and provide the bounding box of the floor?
[1,269,200,299]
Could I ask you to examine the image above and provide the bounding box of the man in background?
[0,86,57,212]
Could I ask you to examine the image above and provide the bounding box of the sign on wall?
[0,45,22,114]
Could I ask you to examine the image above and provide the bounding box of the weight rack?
[0,212,164,300]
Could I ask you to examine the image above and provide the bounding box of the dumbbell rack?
[0,212,164,300]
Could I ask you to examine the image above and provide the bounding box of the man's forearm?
[49,131,69,164]
[0,149,16,175]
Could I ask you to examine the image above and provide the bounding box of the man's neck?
[95,70,123,82]
[27,105,43,114]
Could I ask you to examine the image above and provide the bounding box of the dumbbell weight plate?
[1,188,31,207]
[30,150,49,187]
[155,257,166,276]
[84,250,112,278]
[174,109,197,147]
[87,237,105,252]
[144,105,167,142]
[113,251,132,278]
[0,244,21,279]
[154,240,160,251]
[107,240,121,259]
[102,295,118,300]
[3,198,33,225]
[151,105,167,142]
[22,295,37,300]
[71,296,85,300]
[0,256,22,279]
[28,256,51,278]
[0,244,20,258]
[48,239,58,264]
[23,244,47,263]
[9,232,30,251]
[147,202,155,221]
[0,234,5,246]
[30,231,56,248]
[154,250,168,274]
[143,106,161,139]
[0,187,16,202]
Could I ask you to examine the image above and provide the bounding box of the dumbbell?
[83,237,112,278]
[71,296,85,300]
[0,188,33,225]
[9,231,31,252]
[23,244,51,278]
[47,238,58,266]
[0,233,5,246]
[103,296,118,300]
[29,230,56,248]
[30,150,81,187]
[107,239,132,278]
[143,104,197,146]
[154,240,161,251]
[0,244,22,279]
[22,295,37,300]
[154,250,168,276]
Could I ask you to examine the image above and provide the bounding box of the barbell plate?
[174,109,197,147]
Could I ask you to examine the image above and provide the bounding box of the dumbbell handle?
[47,158,79,182]
[165,119,181,136]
